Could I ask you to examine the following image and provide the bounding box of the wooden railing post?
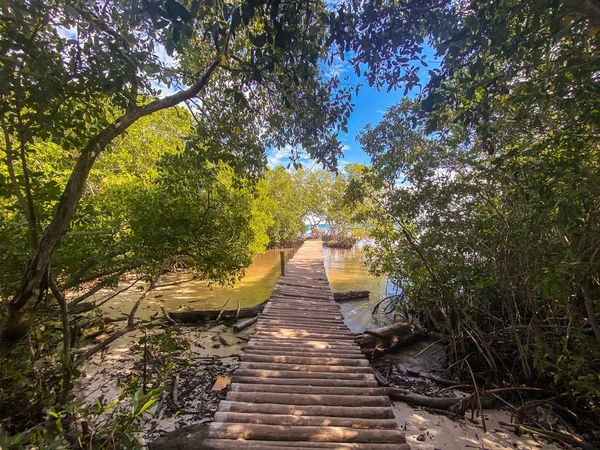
[280,251,285,276]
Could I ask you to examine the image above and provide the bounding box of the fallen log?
[354,322,427,358]
[233,317,258,332]
[386,387,492,410]
[168,299,268,323]
[333,290,370,301]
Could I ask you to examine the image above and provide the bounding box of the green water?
[100,248,296,320]
[323,245,396,333]
[101,245,395,332]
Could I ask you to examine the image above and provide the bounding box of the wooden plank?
[229,383,385,396]
[207,240,406,449]
[203,441,410,449]
[207,423,405,443]
[213,412,399,429]
[217,401,395,419]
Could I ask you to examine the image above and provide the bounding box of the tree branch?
[1,116,38,246]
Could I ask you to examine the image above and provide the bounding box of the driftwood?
[168,299,268,323]
[333,290,370,301]
[386,387,493,411]
[354,322,427,358]
[499,422,594,450]
[233,317,258,332]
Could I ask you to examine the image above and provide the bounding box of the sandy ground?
[393,404,560,450]
[80,322,250,440]
[77,323,568,450]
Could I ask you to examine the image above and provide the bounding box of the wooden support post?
[280,251,285,276]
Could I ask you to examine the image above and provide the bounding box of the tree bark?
[354,322,427,358]
[0,58,221,352]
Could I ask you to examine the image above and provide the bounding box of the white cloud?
[322,56,352,79]
[267,146,319,169]
[57,26,77,40]
[154,43,178,69]
[267,147,293,167]
[376,109,387,115]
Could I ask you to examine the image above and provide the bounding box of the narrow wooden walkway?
[203,240,410,450]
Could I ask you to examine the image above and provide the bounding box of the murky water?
[100,244,397,332]
[323,245,398,333]
[100,248,297,320]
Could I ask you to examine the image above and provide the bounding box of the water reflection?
[323,246,398,333]
[99,244,397,332]
[100,248,296,319]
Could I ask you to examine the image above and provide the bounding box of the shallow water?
[323,246,397,333]
[100,244,397,331]
[100,248,297,320]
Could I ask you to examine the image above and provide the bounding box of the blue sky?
[58,24,436,171]
[267,46,439,170]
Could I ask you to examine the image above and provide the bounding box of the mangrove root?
[386,387,493,411]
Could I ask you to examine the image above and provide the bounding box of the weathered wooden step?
[254,331,354,340]
[203,440,410,449]
[230,376,378,388]
[244,348,364,357]
[243,349,364,359]
[266,307,341,314]
[230,383,385,396]
[258,316,346,325]
[213,412,399,429]
[242,355,369,367]
[261,310,343,317]
[225,392,391,407]
[267,299,340,307]
[257,316,345,324]
[252,333,355,342]
[234,369,376,381]
[256,323,350,332]
[207,423,404,443]
[245,340,359,350]
[266,303,339,310]
[217,401,394,418]
[255,323,351,332]
[238,362,372,373]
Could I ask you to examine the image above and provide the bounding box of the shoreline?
[81,320,563,450]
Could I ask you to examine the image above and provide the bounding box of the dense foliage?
[0,0,357,349]
[2,0,600,445]
[353,0,600,422]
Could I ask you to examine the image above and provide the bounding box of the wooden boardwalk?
[203,240,410,450]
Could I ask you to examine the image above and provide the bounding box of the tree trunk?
[354,322,427,359]
[0,58,221,352]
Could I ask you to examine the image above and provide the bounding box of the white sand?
[393,403,562,450]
